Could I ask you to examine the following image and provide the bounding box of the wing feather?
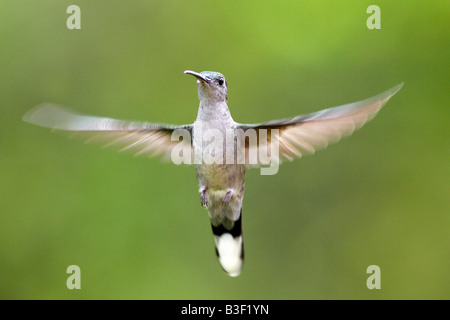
[23,104,193,161]
[237,83,403,166]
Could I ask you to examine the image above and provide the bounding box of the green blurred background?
[0,0,448,299]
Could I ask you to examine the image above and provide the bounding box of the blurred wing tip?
[391,82,404,94]
[22,104,46,123]
[22,103,72,127]
[375,82,404,109]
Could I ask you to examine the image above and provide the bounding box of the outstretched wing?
[237,83,403,165]
[23,104,193,161]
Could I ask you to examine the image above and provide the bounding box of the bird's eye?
[218,78,224,86]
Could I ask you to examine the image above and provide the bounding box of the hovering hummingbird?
[23,70,403,277]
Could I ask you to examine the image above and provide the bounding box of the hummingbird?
[23,70,403,277]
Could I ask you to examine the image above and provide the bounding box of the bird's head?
[184,70,228,103]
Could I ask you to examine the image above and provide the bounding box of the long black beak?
[184,70,210,83]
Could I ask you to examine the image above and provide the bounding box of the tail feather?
[211,211,244,277]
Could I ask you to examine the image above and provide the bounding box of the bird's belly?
[196,164,245,224]
[196,164,244,190]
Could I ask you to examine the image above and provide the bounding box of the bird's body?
[191,71,246,276]
[23,70,403,277]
